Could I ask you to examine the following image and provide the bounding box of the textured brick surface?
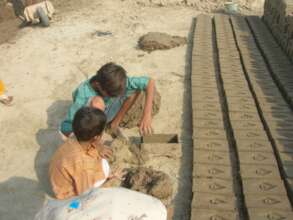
[238,151,277,166]
[192,178,234,195]
[247,210,293,220]
[193,139,230,152]
[191,209,239,220]
[245,194,292,210]
[193,163,232,180]
[240,164,281,179]
[235,139,273,152]
[192,193,237,211]
[242,179,287,195]
[193,150,232,166]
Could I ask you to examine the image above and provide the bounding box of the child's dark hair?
[90,62,127,97]
[73,107,107,142]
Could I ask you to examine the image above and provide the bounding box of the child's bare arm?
[139,78,155,135]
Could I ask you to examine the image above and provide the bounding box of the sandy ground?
[0,1,197,219]
[0,0,265,219]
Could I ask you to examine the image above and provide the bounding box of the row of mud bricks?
[191,14,293,220]
[263,0,293,62]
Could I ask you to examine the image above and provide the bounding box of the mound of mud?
[120,90,161,128]
[138,32,187,52]
[122,167,173,200]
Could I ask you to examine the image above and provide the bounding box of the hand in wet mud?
[109,167,127,181]
[99,146,113,159]
[139,114,153,135]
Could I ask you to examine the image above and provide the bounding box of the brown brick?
[192,178,234,194]
[193,110,224,121]
[191,209,239,220]
[193,138,230,151]
[242,179,287,195]
[192,95,220,103]
[235,139,273,152]
[230,120,263,130]
[238,151,278,166]
[192,193,237,211]
[274,139,293,153]
[279,152,293,166]
[193,120,225,129]
[193,150,232,166]
[245,195,291,211]
[229,112,261,121]
[269,129,293,141]
[227,103,258,113]
[193,128,227,139]
[247,209,293,220]
[283,165,293,178]
[240,164,281,179]
[233,129,268,140]
[192,102,222,112]
[193,163,232,179]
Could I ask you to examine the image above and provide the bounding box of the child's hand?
[99,146,113,159]
[139,114,153,135]
[109,167,127,181]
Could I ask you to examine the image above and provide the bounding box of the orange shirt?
[49,139,105,199]
[0,80,5,95]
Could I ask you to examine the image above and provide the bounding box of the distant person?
[60,62,160,139]
[0,80,13,106]
[49,107,122,199]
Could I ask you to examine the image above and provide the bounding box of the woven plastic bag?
[34,187,167,220]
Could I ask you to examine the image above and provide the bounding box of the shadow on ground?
[0,177,44,220]
[35,100,71,196]
[171,17,195,220]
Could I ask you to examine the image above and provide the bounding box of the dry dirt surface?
[0,0,265,220]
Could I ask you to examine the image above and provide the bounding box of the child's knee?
[90,96,105,111]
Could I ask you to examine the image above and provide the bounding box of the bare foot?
[0,96,13,106]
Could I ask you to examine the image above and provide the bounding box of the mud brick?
[274,139,293,153]
[227,102,258,113]
[224,89,251,98]
[261,105,291,113]
[193,163,232,179]
[191,75,217,82]
[192,95,220,103]
[283,165,293,178]
[191,209,239,220]
[193,128,227,139]
[230,120,263,130]
[264,119,293,131]
[193,138,230,152]
[233,129,268,141]
[193,119,225,129]
[192,80,217,88]
[240,164,280,179]
[193,150,231,166]
[238,151,277,166]
[258,96,288,107]
[279,152,293,166]
[192,193,236,211]
[192,102,222,112]
[235,139,273,152]
[192,87,219,95]
[244,195,291,211]
[247,209,293,220]
[242,179,287,195]
[263,112,293,122]
[221,75,247,82]
[229,112,261,122]
[192,178,234,194]
[269,129,293,140]
[227,96,255,106]
[221,83,249,92]
[193,111,223,121]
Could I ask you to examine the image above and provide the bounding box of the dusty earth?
[0,0,264,220]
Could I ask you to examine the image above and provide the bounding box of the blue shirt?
[61,76,150,133]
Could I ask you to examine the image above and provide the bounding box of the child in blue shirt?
[61,62,160,137]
